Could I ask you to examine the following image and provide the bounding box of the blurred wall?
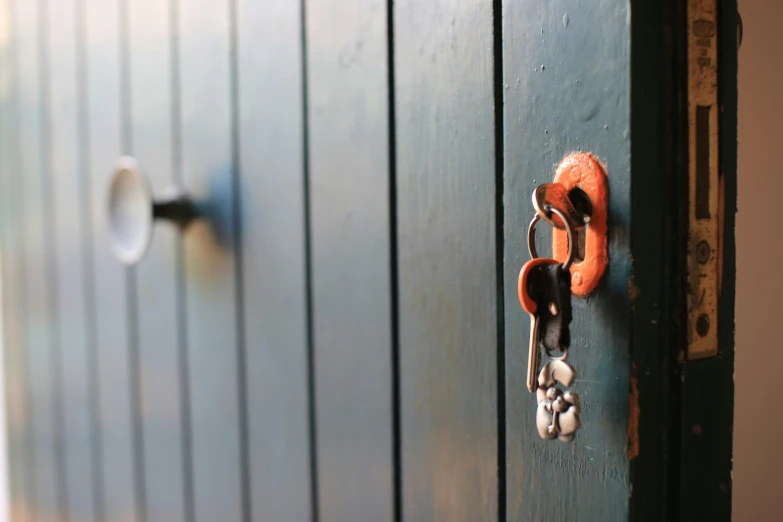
[733,0,783,519]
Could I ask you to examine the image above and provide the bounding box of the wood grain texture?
[503,1,631,520]
[235,1,312,520]
[176,0,245,520]
[305,0,394,520]
[394,1,498,520]
[83,0,141,520]
[14,0,63,519]
[127,1,189,520]
[0,1,33,518]
[46,0,100,518]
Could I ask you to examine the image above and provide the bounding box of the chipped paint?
[718,174,725,294]
[627,366,640,459]
[627,276,640,302]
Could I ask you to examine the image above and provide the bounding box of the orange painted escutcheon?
[552,153,608,296]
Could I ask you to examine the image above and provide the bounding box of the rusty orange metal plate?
[552,153,609,296]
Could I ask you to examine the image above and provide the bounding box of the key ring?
[527,206,576,270]
[532,183,589,231]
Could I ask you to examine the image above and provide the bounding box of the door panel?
[394,1,499,520]
[84,0,140,520]
[128,1,189,521]
[236,1,312,520]
[46,0,99,518]
[14,0,62,520]
[503,2,631,520]
[177,0,245,520]
[305,0,394,520]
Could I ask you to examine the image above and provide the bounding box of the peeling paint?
[627,276,640,302]
[627,365,640,459]
[718,174,725,294]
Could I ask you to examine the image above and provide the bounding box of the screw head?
[696,314,711,337]
[696,240,711,264]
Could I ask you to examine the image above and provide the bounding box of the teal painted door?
[0,0,737,521]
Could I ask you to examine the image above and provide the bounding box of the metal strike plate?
[686,0,720,360]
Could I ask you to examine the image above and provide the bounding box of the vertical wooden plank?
[45,0,98,518]
[128,1,189,521]
[0,1,33,518]
[305,0,394,520]
[503,1,631,520]
[15,0,62,519]
[394,1,498,521]
[176,0,244,520]
[235,1,311,520]
[626,2,681,519]
[83,0,140,520]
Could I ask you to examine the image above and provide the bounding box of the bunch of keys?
[518,184,588,442]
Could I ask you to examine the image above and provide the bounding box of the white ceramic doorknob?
[108,155,194,265]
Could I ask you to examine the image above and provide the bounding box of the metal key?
[519,257,573,392]
[518,257,560,392]
[532,183,591,230]
[537,261,572,355]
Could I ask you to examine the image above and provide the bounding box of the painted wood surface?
[46,0,99,518]
[236,1,312,520]
[83,0,140,520]
[502,1,631,520]
[127,1,189,520]
[12,2,62,520]
[0,1,33,518]
[176,0,245,520]
[13,0,62,520]
[394,1,499,520]
[305,0,394,520]
[627,1,682,519]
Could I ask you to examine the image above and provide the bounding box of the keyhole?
[567,186,591,263]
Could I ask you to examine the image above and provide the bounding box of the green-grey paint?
[1,0,34,518]
[46,0,99,518]
[236,0,312,519]
[83,0,140,519]
[176,0,245,520]
[395,1,499,520]
[128,0,189,520]
[503,1,631,520]
[14,0,62,520]
[306,0,394,520]
[627,1,684,519]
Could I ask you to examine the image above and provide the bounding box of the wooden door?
[0,0,737,521]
